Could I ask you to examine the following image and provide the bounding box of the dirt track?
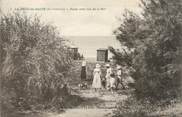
[52,88,128,117]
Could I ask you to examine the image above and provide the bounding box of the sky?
[1,0,141,58]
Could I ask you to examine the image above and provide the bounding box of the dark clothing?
[81,66,86,81]
[101,77,106,88]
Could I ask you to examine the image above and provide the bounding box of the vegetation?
[0,13,78,116]
[111,0,182,101]
[111,0,182,116]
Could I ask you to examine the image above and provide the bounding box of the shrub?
[113,96,155,117]
[0,13,73,114]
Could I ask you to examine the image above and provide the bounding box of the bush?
[0,13,73,114]
[113,94,181,117]
[113,96,155,117]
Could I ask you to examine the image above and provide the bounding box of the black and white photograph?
[0,0,182,117]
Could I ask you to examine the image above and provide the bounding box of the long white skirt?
[110,77,116,88]
[92,73,102,88]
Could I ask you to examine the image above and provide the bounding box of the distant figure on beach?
[92,64,102,91]
[81,60,87,81]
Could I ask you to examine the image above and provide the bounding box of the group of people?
[92,63,133,92]
[81,61,135,92]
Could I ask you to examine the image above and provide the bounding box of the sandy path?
[56,109,113,117]
[52,88,128,117]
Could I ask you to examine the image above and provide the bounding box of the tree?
[111,0,182,100]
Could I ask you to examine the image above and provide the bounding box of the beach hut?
[97,48,108,62]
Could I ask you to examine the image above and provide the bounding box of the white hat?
[96,64,100,68]
[105,64,110,67]
[117,65,122,69]
[82,61,86,66]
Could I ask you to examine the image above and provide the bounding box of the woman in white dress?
[92,64,102,91]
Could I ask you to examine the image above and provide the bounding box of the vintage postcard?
[1,0,182,117]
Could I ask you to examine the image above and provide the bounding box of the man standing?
[105,64,112,90]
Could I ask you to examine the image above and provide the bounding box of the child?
[110,73,116,93]
[101,77,106,89]
[116,65,122,90]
